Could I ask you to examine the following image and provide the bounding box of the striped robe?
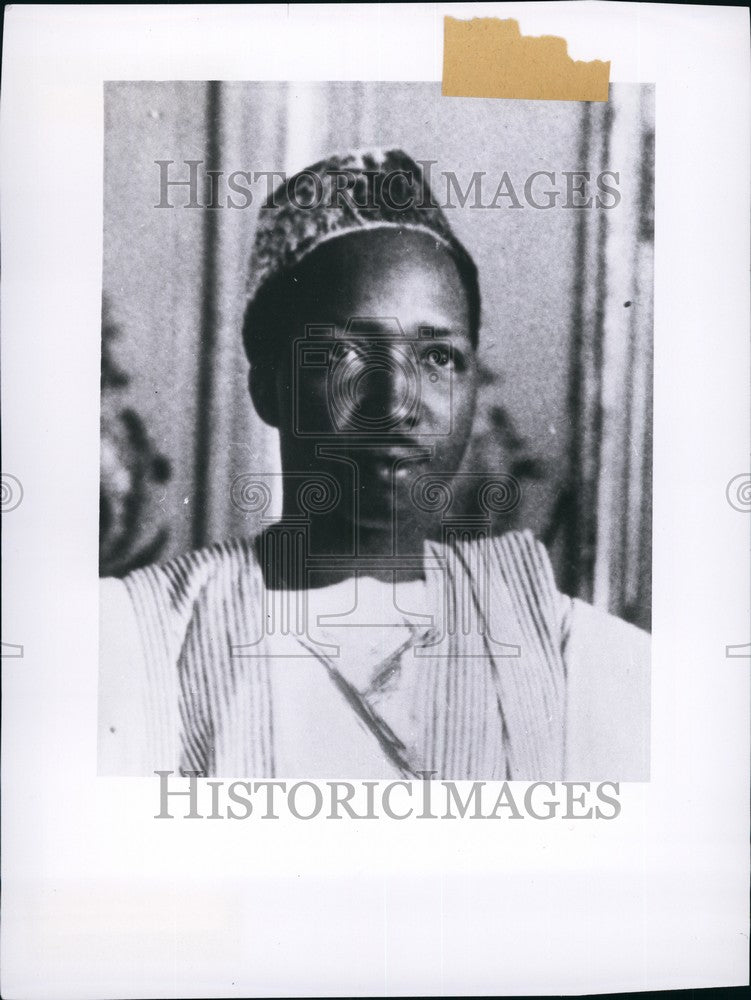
[98,530,650,780]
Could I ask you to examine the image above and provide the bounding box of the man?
[99,150,649,780]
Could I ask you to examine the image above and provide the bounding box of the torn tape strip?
[442,17,610,103]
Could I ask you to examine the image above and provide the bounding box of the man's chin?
[352,511,396,533]
[341,503,431,543]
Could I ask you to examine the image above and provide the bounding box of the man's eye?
[423,345,460,370]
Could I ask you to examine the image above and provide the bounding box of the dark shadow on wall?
[99,298,172,577]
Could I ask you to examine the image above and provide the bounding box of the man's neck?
[257,510,432,589]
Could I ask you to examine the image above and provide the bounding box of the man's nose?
[332,343,420,431]
[351,345,418,427]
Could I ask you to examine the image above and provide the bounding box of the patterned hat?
[246,148,473,307]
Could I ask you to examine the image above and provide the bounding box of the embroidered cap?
[245,148,474,308]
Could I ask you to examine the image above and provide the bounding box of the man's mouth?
[358,446,430,483]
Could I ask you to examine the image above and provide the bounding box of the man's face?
[271,227,479,536]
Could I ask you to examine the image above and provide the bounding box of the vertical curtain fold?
[563,86,654,628]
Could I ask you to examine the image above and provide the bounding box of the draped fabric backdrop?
[101,82,654,630]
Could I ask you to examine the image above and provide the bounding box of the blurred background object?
[100,298,171,577]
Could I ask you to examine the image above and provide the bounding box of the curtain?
[557,86,654,629]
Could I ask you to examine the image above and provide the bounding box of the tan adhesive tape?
[442,17,610,102]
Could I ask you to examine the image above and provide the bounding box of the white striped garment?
[101,529,585,779]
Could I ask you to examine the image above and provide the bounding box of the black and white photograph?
[98,81,653,780]
[2,5,748,998]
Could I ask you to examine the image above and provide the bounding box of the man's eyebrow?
[419,325,472,342]
[331,320,472,342]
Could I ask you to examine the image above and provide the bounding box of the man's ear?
[248,365,279,428]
